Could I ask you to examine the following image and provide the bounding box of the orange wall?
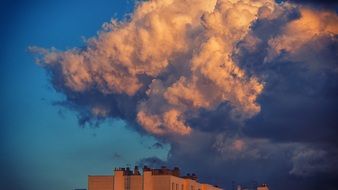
[88,176,113,190]
[129,175,142,190]
[152,175,172,190]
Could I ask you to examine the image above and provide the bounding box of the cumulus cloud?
[30,0,338,189]
[30,0,274,136]
[265,7,338,63]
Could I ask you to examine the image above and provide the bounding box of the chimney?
[172,167,180,177]
[134,166,140,175]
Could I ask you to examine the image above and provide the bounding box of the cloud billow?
[30,0,338,189]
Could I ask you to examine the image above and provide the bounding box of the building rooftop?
[114,165,200,181]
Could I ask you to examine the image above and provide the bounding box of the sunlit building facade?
[236,183,269,190]
[256,184,269,190]
[88,166,223,190]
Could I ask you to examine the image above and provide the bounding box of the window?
[172,183,175,190]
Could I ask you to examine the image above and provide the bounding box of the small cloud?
[137,157,167,168]
[150,142,164,149]
[112,153,123,160]
[290,146,338,176]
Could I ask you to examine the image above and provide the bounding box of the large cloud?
[30,0,338,189]
[30,0,272,135]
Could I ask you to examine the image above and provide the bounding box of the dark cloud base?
[282,0,338,10]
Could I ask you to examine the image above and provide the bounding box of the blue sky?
[1,1,169,189]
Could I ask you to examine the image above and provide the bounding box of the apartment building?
[88,166,222,190]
